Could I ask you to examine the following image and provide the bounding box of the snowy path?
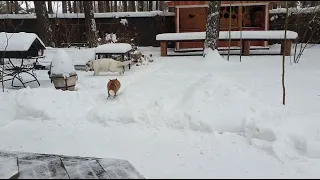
[0,49,319,178]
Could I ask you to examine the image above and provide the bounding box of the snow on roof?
[0,32,46,52]
[156,31,298,41]
[0,11,175,19]
[95,43,132,54]
[269,6,320,14]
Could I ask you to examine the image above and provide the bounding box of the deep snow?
[0,45,320,178]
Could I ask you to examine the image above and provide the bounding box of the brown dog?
[107,78,121,99]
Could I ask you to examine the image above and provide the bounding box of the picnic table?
[95,43,132,69]
[156,30,299,56]
[0,32,46,89]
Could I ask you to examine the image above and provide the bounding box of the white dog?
[85,58,130,75]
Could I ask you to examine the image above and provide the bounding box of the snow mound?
[51,49,76,78]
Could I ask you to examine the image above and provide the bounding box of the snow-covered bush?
[51,49,76,78]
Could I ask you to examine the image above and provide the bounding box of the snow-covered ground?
[0,44,320,178]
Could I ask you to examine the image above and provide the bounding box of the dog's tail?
[109,89,115,96]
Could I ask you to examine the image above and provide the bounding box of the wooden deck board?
[0,151,144,179]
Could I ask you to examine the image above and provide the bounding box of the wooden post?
[242,40,250,56]
[281,40,292,56]
[160,41,168,56]
[237,5,243,47]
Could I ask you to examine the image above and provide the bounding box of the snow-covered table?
[95,43,133,69]
[156,30,298,56]
[0,32,46,88]
[0,151,144,179]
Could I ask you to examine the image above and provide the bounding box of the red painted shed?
[165,1,277,51]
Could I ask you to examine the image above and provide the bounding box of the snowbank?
[156,31,298,41]
[95,43,132,54]
[0,32,45,51]
[38,48,96,66]
[50,49,76,77]
[0,11,175,19]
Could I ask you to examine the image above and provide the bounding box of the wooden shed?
[165,1,277,51]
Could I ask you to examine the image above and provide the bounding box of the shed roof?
[166,1,277,7]
[0,32,46,52]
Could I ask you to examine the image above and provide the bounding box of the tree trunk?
[105,1,110,12]
[79,1,84,13]
[67,1,72,13]
[98,1,104,12]
[113,1,117,12]
[25,1,29,12]
[159,1,164,11]
[73,1,77,13]
[33,1,54,47]
[204,1,221,50]
[13,1,19,14]
[138,1,143,11]
[62,1,67,13]
[83,1,98,47]
[148,1,152,11]
[47,1,53,14]
[93,1,96,12]
[7,1,12,14]
[122,1,127,12]
[282,1,289,105]
[129,1,135,12]
[156,1,159,10]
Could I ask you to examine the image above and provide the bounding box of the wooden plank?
[18,156,69,179]
[62,158,110,179]
[0,157,18,179]
[98,159,144,179]
[160,41,168,56]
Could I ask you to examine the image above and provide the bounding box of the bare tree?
[113,1,117,12]
[13,1,18,14]
[73,1,77,13]
[291,6,320,63]
[6,1,12,14]
[105,1,110,12]
[159,1,164,11]
[148,1,152,11]
[98,1,104,12]
[122,1,127,12]
[129,1,135,12]
[25,1,29,12]
[138,1,143,11]
[33,1,54,47]
[282,1,289,105]
[67,1,72,13]
[204,1,221,52]
[79,1,84,13]
[47,1,53,14]
[62,1,67,13]
[83,1,98,47]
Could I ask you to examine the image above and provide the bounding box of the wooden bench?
[95,43,132,69]
[156,30,298,56]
